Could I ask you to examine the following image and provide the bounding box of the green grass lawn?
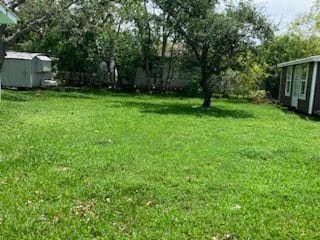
[0,90,319,239]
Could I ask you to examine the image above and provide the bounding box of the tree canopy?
[7,0,319,106]
[152,0,273,107]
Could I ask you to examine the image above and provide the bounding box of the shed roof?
[0,2,19,24]
[37,55,51,61]
[5,51,47,60]
[278,56,320,68]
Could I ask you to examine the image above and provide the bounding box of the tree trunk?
[160,34,167,92]
[160,14,170,93]
[143,0,152,92]
[202,93,212,109]
[200,65,212,109]
[163,38,176,93]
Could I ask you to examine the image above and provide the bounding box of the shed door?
[3,59,30,88]
[291,66,300,108]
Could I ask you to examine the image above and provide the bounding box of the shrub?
[249,90,272,104]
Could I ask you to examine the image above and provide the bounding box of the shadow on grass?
[2,89,102,101]
[52,88,190,101]
[1,92,32,102]
[2,88,250,103]
[49,92,98,100]
[280,107,320,122]
[112,100,255,119]
[2,89,254,119]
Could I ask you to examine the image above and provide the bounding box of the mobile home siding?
[278,56,320,115]
[297,63,313,113]
[313,64,320,113]
[278,63,314,114]
[279,67,291,107]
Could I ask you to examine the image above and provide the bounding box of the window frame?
[285,66,293,97]
[299,64,309,100]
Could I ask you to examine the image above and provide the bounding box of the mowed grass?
[0,90,319,239]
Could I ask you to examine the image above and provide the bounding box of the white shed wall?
[2,59,33,88]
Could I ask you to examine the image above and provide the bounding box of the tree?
[261,34,316,98]
[260,0,320,98]
[289,0,320,37]
[0,0,74,69]
[153,0,273,108]
[15,0,144,87]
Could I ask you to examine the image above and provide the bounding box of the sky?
[254,0,314,33]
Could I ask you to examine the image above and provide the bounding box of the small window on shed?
[285,66,293,97]
[299,64,309,100]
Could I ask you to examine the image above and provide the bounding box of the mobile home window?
[285,66,293,97]
[299,64,309,100]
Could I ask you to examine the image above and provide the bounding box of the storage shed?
[1,51,53,88]
[278,56,320,115]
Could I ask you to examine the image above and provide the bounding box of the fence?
[54,71,116,88]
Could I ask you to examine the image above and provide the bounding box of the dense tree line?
[2,0,320,107]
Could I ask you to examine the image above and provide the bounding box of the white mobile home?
[1,51,53,88]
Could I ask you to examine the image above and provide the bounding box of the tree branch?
[4,13,52,47]
[8,0,26,11]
